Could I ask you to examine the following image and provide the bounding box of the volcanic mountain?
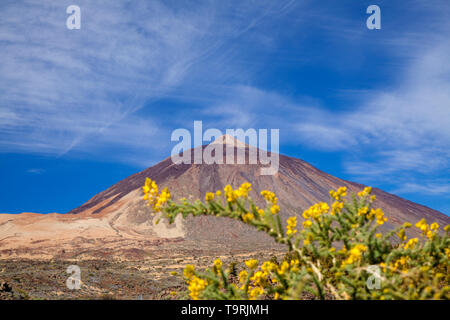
[0,135,448,259]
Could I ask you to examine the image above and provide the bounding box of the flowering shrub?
[142,178,449,300]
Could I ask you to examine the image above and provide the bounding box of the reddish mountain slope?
[68,136,450,242]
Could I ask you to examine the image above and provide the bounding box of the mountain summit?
[209,134,248,148]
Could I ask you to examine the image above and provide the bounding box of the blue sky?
[0,0,449,214]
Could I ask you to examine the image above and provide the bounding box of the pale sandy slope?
[0,189,188,260]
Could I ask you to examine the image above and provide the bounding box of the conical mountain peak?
[209,134,248,148]
[67,141,449,242]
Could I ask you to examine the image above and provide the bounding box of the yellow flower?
[430,222,439,231]
[357,186,372,197]
[205,192,215,201]
[170,271,178,276]
[329,187,347,201]
[370,208,387,225]
[303,232,313,246]
[184,265,195,280]
[375,233,382,239]
[249,287,264,300]
[331,201,343,215]
[239,270,248,283]
[143,178,169,212]
[342,244,367,265]
[143,178,171,212]
[270,204,280,214]
[250,271,268,287]
[420,266,430,272]
[154,187,171,212]
[213,258,222,269]
[303,220,312,228]
[320,202,330,212]
[415,218,427,230]
[357,206,369,216]
[261,261,276,272]
[391,256,410,273]
[224,185,237,203]
[286,216,297,236]
[403,238,418,250]
[397,229,406,241]
[216,190,222,196]
[236,182,252,198]
[223,184,251,202]
[401,222,410,228]
[277,261,290,276]
[170,291,177,296]
[274,292,280,300]
[290,259,300,272]
[242,213,254,223]
[245,259,258,270]
[415,218,437,238]
[302,202,329,220]
[187,276,208,300]
[261,190,277,204]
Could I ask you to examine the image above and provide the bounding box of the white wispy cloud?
[1,0,449,203]
[196,34,450,198]
[0,0,203,158]
[391,182,450,196]
[0,0,298,164]
[27,168,45,175]
[334,41,450,181]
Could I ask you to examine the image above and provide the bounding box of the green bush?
[143,178,449,300]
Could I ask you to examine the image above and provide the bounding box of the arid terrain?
[1,136,449,299]
[0,244,284,300]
